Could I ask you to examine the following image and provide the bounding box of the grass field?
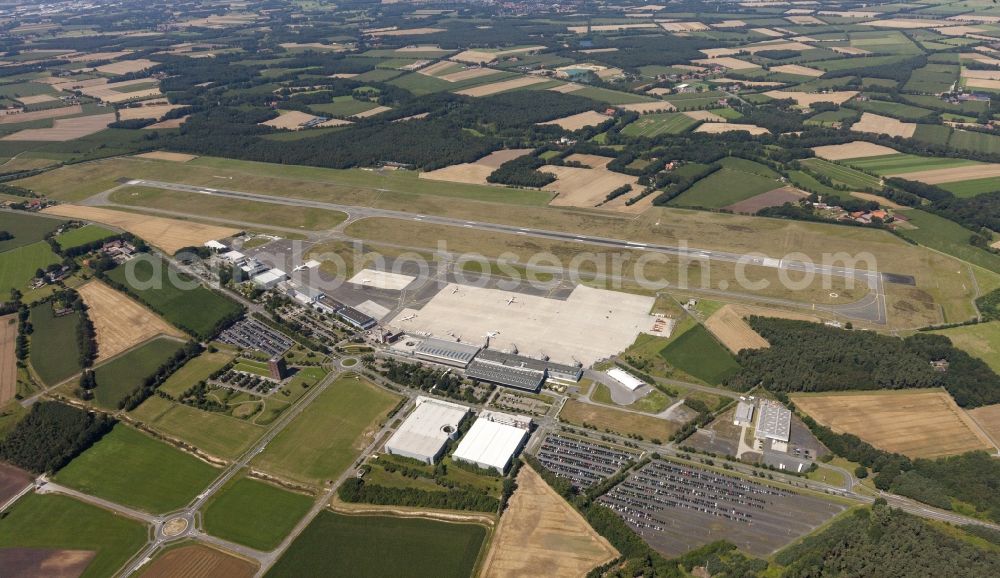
[158,349,235,396]
[308,96,380,117]
[801,158,882,190]
[266,511,486,578]
[0,211,65,252]
[850,99,936,120]
[896,209,1000,274]
[92,336,185,409]
[592,382,671,413]
[252,374,401,486]
[0,493,147,578]
[0,240,60,295]
[202,475,313,551]
[559,398,680,441]
[911,124,953,147]
[949,130,1000,156]
[806,109,859,126]
[844,153,976,175]
[903,63,958,94]
[669,167,780,209]
[105,256,243,339]
[53,424,219,514]
[791,389,994,459]
[53,224,117,250]
[930,322,1000,374]
[620,113,698,137]
[939,177,1000,197]
[110,186,348,230]
[571,85,654,104]
[28,302,82,386]
[130,395,263,459]
[660,324,740,385]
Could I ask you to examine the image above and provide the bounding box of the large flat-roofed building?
[414,338,481,368]
[607,367,645,391]
[452,413,529,473]
[384,397,470,464]
[466,359,545,392]
[338,305,376,330]
[755,400,791,443]
[734,401,755,427]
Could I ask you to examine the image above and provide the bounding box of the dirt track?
[481,465,618,577]
[0,314,16,405]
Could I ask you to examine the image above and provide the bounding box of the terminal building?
[414,338,481,368]
[384,397,470,464]
[452,411,530,474]
[465,348,583,392]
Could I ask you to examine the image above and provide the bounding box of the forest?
[728,318,1000,408]
[0,401,114,474]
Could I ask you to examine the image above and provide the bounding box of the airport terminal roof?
[466,359,545,391]
[475,348,582,376]
[415,338,481,366]
[452,417,528,472]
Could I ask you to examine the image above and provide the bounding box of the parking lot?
[535,435,640,490]
[218,319,294,357]
[599,460,845,557]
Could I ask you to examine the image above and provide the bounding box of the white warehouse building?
[384,397,469,464]
[452,414,529,474]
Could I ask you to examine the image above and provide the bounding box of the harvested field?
[660,22,710,32]
[692,57,760,70]
[724,186,806,214]
[850,112,916,139]
[419,149,532,185]
[438,67,496,82]
[763,90,858,107]
[617,101,676,114]
[543,165,639,209]
[770,64,825,77]
[140,544,256,578]
[964,77,1000,90]
[567,23,657,33]
[537,110,610,131]
[79,280,185,361]
[0,314,16,405]
[136,151,196,162]
[417,60,456,77]
[481,466,618,577]
[80,78,160,103]
[14,94,56,105]
[1,114,113,142]
[117,104,183,121]
[967,404,1000,448]
[451,46,545,64]
[0,461,32,506]
[851,192,906,208]
[260,110,320,130]
[95,59,157,75]
[41,205,238,255]
[830,46,871,56]
[353,105,392,118]
[704,305,769,354]
[683,110,727,122]
[960,69,1000,80]
[791,390,995,459]
[0,104,82,125]
[67,51,131,62]
[454,76,548,97]
[812,141,900,161]
[549,83,584,93]
[861,18,953,29]
[750,28,785,38]
[787,15,824,25]
[694,122,769,135]
[893,164,1000,185]
[0,548,95,578]
[368,27,445,37]
[144,116,188,129]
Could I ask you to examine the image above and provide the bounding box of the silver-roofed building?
[466,359,545,392]
[383,396,470,464]
[754,400,791,443]
[734,401,755,427]
[414,338,481,368]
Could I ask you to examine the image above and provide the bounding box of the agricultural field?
[930,322,1000,374]
[53,224,117,251]
[844,154,975,176]
[791,390,995,459]
[896,209,1000,274]
[158,349,236,396]
[0,493,148,578]
[53,424,220,514]
[669,161,781,208]
[800,158,882,190]
[202,475,314,550]
[482,465,618,577]
[129,395,263,459]
[91,336,185,409]
[660,324,741,385]
[140,544,257,578]
[252,374,401,486]
[967,404,1000,449]
[28,302,82,386]
[704,305,769,354]
[78,280,185,362]
[620,113,699,137]
[0,241,60,296]
[105,256,243,339]
[266,512,486,578]
[0,211,66,252]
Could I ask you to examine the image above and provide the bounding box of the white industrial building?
[384,397,469,464]
[452,412,529,473]
[755,400,792,452]
[607,367,645,391]
[734,401,755,427]
[252,268,287,289]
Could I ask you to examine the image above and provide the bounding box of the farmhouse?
[384,397,470,464]
[452,412,530,474]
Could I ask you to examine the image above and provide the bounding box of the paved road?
[104,179,888,324]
